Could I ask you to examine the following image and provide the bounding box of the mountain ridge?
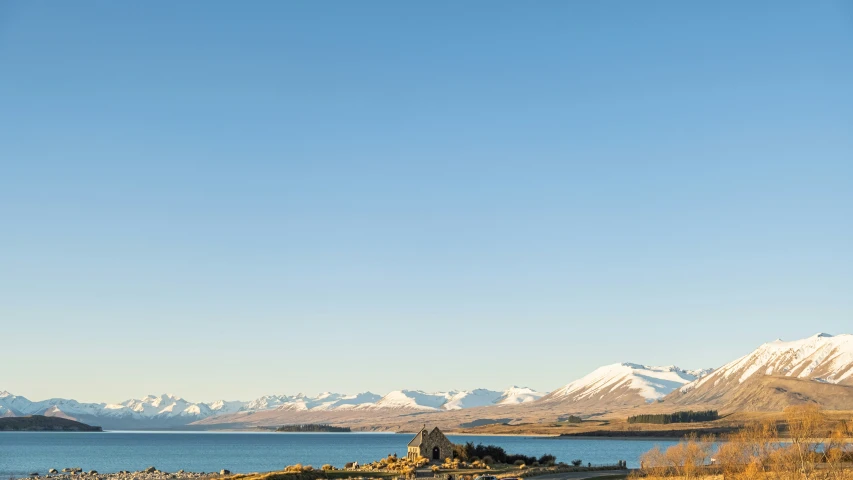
[667,332,853,410]
[0,386,545,429]
[537,363,712,409]
[5,332,851,429]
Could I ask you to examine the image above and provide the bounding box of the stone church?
[407,426,455,462]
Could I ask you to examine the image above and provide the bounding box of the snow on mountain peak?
[546,362,708,403]
[208,400,245,415]
[443,389,502,410]
[317,392,382,410]
[245,394,292,411]
[681,333,853,393]
[365,387,544,411]
[370,390,451,410]
[495,386,545,405]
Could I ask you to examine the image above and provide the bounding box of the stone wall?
[419,428,455,462]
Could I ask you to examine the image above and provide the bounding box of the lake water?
[0,432,679,477]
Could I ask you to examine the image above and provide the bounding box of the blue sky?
[1,2,851,403]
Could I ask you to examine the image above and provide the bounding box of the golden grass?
[635,405,853,480]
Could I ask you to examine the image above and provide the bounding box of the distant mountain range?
[4,333,852,430]
[0,387,546,429]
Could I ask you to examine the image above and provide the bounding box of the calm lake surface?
[0,432,679,476]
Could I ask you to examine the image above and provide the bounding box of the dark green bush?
[626,410,719,424]
[274,424,350,432]
[453,442,554,466]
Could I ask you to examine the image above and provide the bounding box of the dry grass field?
[631,405,853,480]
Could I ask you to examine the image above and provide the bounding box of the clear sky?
[1,2,851,404]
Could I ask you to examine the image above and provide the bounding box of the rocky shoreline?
[22,467,230,480]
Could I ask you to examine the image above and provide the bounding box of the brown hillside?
[667,374,853,411]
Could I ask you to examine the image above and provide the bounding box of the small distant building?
[407,426,454,462]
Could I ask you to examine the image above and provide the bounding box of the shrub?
[571,460,582,467]
[638,433,717,478]
[513,460,525,466]
[321,465,334,472]
[453,444,468,460]
[456,443,542,466]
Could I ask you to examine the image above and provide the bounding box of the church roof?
[408,426,446,447]
[408,428,427,447]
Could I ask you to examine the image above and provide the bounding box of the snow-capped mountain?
[444,389,505,410]
[668,333,853,410]
[443,387,545,409]
[538,363,711,408]
[0,386,541,429]
[269,392,381,411]
[6,334,849,429]
[208,399,246,415]
[681,333,853,392]
[311,392,384,410]
[369,390,451,410]
[244,394,293,411]
[0,391,108,418]
[496,386,546,405]
[0,391,224,428]
[122,394,213,418]
[368,387,544,411]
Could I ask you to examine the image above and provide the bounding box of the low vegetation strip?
[559,415,584,424]
[627,410,719,425]
[558,427,737,438]
[274,424,351,433]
